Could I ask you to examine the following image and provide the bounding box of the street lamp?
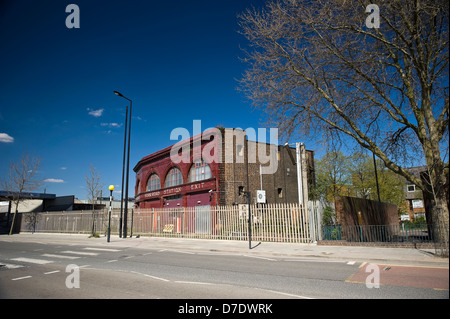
[114,90,132,238]
[107,185,115,243]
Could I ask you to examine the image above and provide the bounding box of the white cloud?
[44,178,65,183]
[101,122,122,128]
[87,108,104,117]
[60,167,67,170]
[0,133,14,143]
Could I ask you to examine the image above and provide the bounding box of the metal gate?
[195,205,211,234]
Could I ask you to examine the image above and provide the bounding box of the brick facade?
[133,127,315,208]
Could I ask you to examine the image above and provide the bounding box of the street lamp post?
[114,90,132,238]
[107,185,115,243]
[118,105,128,238]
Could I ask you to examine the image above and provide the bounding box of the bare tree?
[239,0,449,241]
[1,154,41,235]
[85,164,103,236]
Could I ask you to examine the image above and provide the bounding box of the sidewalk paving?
[1,233,449,268]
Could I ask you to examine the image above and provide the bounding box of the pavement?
[1,232,449,268]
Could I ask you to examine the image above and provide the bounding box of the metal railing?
[321,224,435,243]
[20,202,325,243]
[133,204,316,243]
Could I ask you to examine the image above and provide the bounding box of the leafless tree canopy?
[1,154,41,234]
[238,0,448,202]
[1,154,41,202]
[85,164,102,205]
[85,164,103,235]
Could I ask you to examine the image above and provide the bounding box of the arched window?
[188,159,212,183]
[165,167,183,188]
[147,174,161,191]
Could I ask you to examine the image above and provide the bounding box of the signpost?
[107,185,114,243]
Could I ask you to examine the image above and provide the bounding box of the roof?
[0,191,56,201]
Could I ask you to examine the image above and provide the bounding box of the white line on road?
[143,274,171,282]
[174,280,214,285]
[83,247,122,252]
[130,271,170,282]
[42,254,80,260]
[253,288,315,299]
[11,257,53,265]
[283,258,346,263]
[0,263,24,269]
[347,261,356,265]
[60,250,98,256]
[165,249,196,255]
[11,276,32,281]
[106,260,118,263]
[242,255,277,261]
[44,270,60,275]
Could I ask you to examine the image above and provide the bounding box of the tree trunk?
[423,174,449,257]
[431,197,449,257]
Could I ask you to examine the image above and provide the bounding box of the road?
[0,236,448,301]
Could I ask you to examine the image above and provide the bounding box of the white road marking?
[283,258,346,263]
[11,257,53,265]
[165,249,195,255]
[130,271,170,282]
[0,263,24,269]
[12,276,32,281]
[83,247,121,252]
[243,255,277,261]
[347,261,356,265]
[60,250,98,256]
[174,280,213,285]
[106,260,118,263]
[44,270,60,275]
[42,254,80,260]
[253,288,315,299]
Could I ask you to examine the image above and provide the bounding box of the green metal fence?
[322,224,434,243]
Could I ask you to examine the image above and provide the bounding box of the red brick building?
[133,128,315,209]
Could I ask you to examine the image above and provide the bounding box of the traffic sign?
[257,190,266,203]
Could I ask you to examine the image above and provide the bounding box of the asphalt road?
[0,237,448,300]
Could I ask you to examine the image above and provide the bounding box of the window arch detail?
[188,159,212,183]
[147,174,161,191]
[165,167,183,188]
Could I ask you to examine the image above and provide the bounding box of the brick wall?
[335,195,399,226]
[219,128,314,205]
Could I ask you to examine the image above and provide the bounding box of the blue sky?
[0,0,281,200]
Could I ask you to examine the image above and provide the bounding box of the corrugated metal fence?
[20,202,324,243]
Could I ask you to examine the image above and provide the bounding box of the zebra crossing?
[0,247,122,270]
